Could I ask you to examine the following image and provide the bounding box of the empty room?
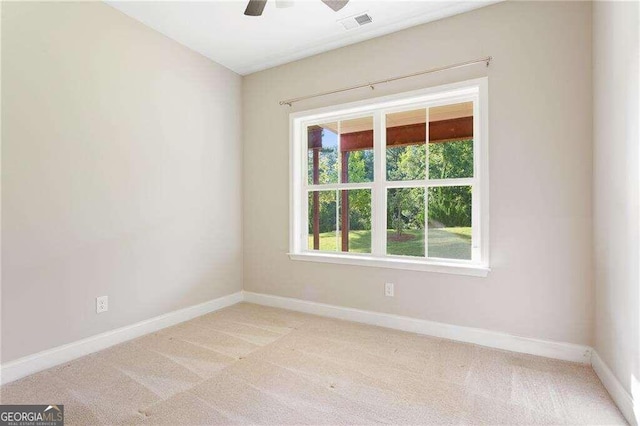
[1,0,638,425]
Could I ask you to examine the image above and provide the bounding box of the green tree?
[386,145,426,181]
[429,140,473,179]
[428,186,471,228]
[387,187,425,237]
[386,145,426,235]
[428,139,473,227]
[346,150,373,183]
[345,150,373,231]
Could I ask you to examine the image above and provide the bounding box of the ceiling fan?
[244,0,349,16]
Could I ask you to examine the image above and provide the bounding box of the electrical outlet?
[385,283,394,297]
[96,296,108,313]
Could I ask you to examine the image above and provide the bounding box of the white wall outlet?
[96,296,108,313]
[385,283,394,297]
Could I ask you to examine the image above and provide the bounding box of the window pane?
[427,186,472,260]
[338,189,372,253]
[340,117,374,183]
[386,187,425,257]
[308,190,337,251]
[428,102,474,179]
[386,109,426,181]
[307,122,338,185]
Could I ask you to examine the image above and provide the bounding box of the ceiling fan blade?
[275,0,294,8]
[320,0,349,12]
[244,0,267,16]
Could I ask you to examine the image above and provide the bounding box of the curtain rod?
[279,56,492,106]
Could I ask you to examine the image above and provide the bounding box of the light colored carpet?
[0,302,627,425]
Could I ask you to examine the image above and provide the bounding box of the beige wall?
[243,1,594,345]
[593,0,640,408]
[1,2,243,362]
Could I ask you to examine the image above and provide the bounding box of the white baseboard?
[0,291,243,385]
[591,351,638,426]
[243,291,592,364]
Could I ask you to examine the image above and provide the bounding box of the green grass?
[308,227,472,259]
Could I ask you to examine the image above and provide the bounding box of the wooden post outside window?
[308,126,323,250]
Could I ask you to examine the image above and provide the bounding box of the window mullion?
[372,111,385,257]
[471,182,480,262]
[471,92,481,263]
[424,177,474,187]
[424,107,430,259]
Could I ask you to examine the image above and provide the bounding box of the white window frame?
[288,78,490,277]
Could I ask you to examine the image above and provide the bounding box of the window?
[289,79,489,277]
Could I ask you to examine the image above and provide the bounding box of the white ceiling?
[106,0,497,75]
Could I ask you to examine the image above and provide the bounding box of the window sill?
[288,252,490,277]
